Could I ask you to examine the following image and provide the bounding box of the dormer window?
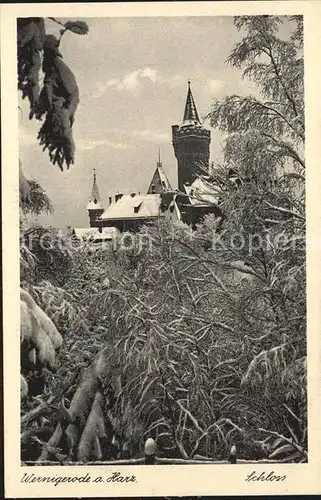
[94,198,97,204]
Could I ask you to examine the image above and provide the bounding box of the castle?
[73,82,222,242]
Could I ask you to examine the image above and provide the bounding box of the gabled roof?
[183,177,221,206]
[87,169,103,210]
[147,163,172,194]
[99,194,164,221]
[182,81,202,126]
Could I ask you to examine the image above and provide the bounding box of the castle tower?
[172,81,211,191]
[87,168,104,227]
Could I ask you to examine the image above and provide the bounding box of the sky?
[19,16,259,229]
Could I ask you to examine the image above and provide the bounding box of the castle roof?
[183,177,221,206]
[87,168,103,210]
[72,226,118,242]
[99,193,164,221]
[182,81,202,126]
[147,153,172,194]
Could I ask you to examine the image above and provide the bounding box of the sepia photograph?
[17,13,307,468]
[4,1,321,497]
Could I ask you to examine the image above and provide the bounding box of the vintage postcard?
[1,1,321,497]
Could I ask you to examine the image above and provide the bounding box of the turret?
[147,149,172,194]
[172,81,211,191]
[87,168,104,227]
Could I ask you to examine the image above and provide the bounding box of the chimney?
[115,193,123,203]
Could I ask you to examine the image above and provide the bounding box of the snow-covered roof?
[72,227,118,241]
[183,177,221,206]
[86,200,104,210]
[99,194,164,221]
[147,164,172,194]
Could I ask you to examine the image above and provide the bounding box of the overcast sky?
[19,16,259,228]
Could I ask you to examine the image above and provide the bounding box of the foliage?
[20,16,306,465]
[20,178,53,215]
[21,287,63,374]
[208,15,304,178]
[18,17,90,461]
[204,15,306,460]
[20,224,73,286]
[21,213,306,463]
[18,17,89,169]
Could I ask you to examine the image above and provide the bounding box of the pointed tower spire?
[90,167,101,204]
[182,80,201,126]
[87,168,104,227]
[172,80,211,190]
